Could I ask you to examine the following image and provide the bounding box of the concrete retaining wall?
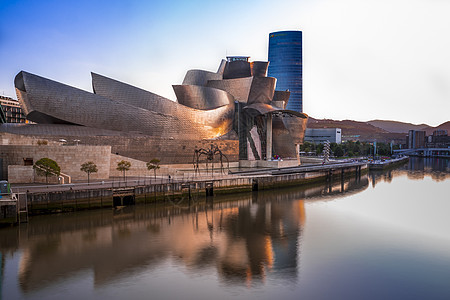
[21,164,367,215]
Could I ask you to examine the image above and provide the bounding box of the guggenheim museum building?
[2,56,308,168]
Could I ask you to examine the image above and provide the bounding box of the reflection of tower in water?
[1,252,4,300]
[218,193,305,284]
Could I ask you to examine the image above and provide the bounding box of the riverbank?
[2,162,367,223]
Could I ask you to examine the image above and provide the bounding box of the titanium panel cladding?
[268,31,303,113]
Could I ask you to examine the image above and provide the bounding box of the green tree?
[316,143,324,156]
[146,159,160,179]
[117,160,131,181]
[300,141,315,153]
[377,142,391,156]
[80,161,98,183]
[333,145,344,157]
[33,158,61,184]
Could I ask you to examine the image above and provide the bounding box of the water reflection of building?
[0,174,370,293]
[369,170,393,187]
[0,199,302,291]
[368,157,449,183]
[407,157,449,181]
[218,196,304,283]
[1,251,4,299]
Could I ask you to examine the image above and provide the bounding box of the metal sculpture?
[323,140,330,164]
[193,144,229,175]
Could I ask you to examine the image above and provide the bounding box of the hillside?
[307,118,450,143]
[367,120,429,133]
[426,121,450,135]
[307,117,405,143]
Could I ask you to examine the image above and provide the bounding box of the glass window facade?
[0,96,27,123]
[268,31,303,112]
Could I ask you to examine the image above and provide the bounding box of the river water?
[1,157,449,300]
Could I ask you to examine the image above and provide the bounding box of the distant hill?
[367,120,429,133]
[425,121,450,135]
[307,117,450,143]
[307,117,405,143]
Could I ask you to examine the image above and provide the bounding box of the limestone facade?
[0,144,111,181]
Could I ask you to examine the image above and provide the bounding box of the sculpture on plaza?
[193,144,229,175]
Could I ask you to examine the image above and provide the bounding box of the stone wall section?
[0,132,57,146]
[0,145,111,181]
[0,131,239,164]
[8,165,34,183]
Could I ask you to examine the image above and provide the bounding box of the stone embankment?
[4,162,367,221]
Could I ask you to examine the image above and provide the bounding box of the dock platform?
[368,156,409,170]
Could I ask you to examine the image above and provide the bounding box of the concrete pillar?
[296,143,301,165]
[266,113,273,160]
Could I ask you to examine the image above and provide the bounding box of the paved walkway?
[11,161,367,194]
[10,173,242,194]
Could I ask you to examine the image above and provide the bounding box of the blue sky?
[1,0,449,126]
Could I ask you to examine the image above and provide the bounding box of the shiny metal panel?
[182,70,222,86]
[282,114,308,144]
[206,77,253,103]
[272,115,297,158]
[250,61,269,77]
[223,61,252,79]
[272,90,290,108]
[173,85,233,110]
[91,72,170,110]
[247,77,276,105]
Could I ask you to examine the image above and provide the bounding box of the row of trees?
[300,141,399,158]
[115,159,161,180]
[33,158,161,183]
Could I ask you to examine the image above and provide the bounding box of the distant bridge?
[394,148,450,158]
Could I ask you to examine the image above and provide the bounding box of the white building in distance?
[304,128,342,144]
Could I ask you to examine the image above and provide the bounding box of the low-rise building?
[426,130,450,148]
[304,128,341,144]
[0,95,27,123]
[406,130,426,149]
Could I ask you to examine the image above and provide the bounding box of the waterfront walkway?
[11,161,366,194]
[394,148,450,158]
[232,161,366,176]
[0,161,369,224]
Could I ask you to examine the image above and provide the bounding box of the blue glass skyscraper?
[268,31,303,112]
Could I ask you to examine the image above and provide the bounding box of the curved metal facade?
[182,69,222,86]
[248,77,276,105]
[16,71,234,140]
[268,31,303,112]
[250,61,269,77]
[206,77,253,103]
[13,55,308,163]
[173,85,233,110]
[91,72,170,111]
[92,72,233,129]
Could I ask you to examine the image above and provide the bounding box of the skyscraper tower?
[268,31,303,112]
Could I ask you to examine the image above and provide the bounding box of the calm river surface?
[1,157,449,300]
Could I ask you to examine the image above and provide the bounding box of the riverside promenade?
[5,161,367,221]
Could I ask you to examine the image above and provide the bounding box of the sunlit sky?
[1,0,449,126]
